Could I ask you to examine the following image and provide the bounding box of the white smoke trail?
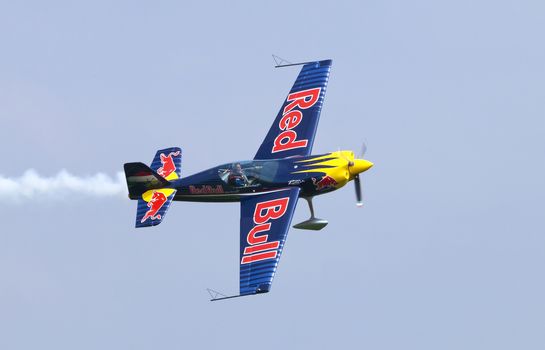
[0,169,127,201]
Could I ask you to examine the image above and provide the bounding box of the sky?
[1,0,544,349]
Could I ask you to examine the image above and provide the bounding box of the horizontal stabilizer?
[135,188,176,228]
[150,147,182,181]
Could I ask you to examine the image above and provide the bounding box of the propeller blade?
[360,142,367,158]
[338,148,354,167]
[354,175,363,207]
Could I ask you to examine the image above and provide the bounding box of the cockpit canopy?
[217,160,280,187]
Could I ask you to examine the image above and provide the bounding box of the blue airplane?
[123,59,373,300]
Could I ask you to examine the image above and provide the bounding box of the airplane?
[123,59,373,300]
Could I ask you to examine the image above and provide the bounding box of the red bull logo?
[157,151,180,178]
[312,176,337,191]
[272,88,321,153]
[241,197,290,264]
[189,185,224,194]
[141,191,167,223]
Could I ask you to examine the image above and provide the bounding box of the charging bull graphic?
[141,191,168,223]
[157,151,181,178]
[312,176,338,191]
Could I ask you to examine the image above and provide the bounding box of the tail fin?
[124,147,182,228]
[150,147,182,181]
[124,162,169,199]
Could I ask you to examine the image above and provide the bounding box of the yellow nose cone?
[349,159,374,176]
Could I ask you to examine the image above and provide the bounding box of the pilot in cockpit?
[228,163,249,187]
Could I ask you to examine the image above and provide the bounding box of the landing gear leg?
[293,197,328,231]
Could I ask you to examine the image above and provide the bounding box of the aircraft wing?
[238,188,300,297]
[254,59,332,160]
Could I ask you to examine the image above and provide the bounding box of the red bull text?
[189,185,224,194]
[241,197,289,264]
[272,88,321,153]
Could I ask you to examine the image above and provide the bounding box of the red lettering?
[278,110,303,130]
[241,251,278,264]
[253,198,289,224]
[271,88,320,153]
[243,241,280,255]
[247,223,271,245]
[272,130,308,153]
[241,196,290,265]
[283,88,321,114]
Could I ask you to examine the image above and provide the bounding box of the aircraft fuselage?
[165,151,373,202]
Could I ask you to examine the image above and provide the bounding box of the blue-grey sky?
[1,1,544,349]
